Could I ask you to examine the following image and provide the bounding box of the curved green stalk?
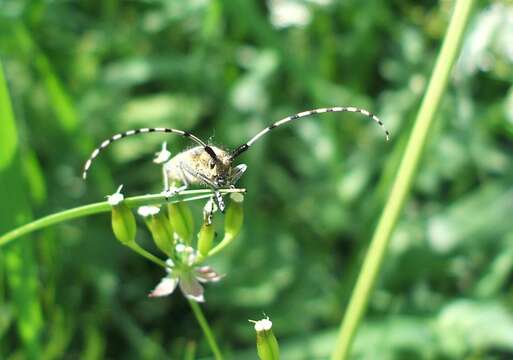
[0,186,237,360]
[188,300,224,360]
[127,243,167,268]
[330,1,475,359]
[0,188,245,247]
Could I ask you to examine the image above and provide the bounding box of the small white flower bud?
[251,316,280,360]
[168,201,194,244]
[137,205,160,217]
[108,185,136,246]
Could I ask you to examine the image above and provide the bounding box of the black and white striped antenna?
[82,127,214,180]
[230,106,389,159]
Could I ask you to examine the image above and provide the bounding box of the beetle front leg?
[161,163,189,200]
[180,162,225,213]
[229,164,247,187]
[203,198,216,225]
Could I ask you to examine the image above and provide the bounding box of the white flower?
[149,246,222,302]
[251,317,273,332]
[107,185,124,205]
[137,205,161,217]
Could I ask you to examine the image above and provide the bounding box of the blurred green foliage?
[1,0,512,359]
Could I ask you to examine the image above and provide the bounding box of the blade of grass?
[0,60,43,359]
[183,341,197,360]
[15,24,78,132]
[15,22,114,194]
[0,68,18,169]
[330,1,475,359]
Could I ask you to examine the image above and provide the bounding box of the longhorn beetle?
[82,106,390,217]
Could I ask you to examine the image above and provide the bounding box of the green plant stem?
[188,300,224,360]
[127,243,167,268]
[206,234,236,258]
[0,188,245,248]
[330,1,475,359]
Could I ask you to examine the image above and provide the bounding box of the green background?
[1,1,513,359]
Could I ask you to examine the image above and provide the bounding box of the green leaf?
[0,63,18,170]
[0,59,43,359]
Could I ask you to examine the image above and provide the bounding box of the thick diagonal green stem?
[0,188,245,247]
[331,1,475,359]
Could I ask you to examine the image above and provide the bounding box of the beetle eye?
[209,160,216,169]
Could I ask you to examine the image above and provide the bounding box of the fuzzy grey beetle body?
[159,145,247,213]
[82,106,390,218]
[164,146,233,187]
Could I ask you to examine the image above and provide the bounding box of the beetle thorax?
[164,146,233,186]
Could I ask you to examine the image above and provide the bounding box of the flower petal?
[107,185,124,205]
[179,272,205,302]
[195,266,223,283]
[148,276,178,298]
[138,205,160,217]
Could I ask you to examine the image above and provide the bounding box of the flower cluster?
[149,245,222,302]
[107,186,244,302]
